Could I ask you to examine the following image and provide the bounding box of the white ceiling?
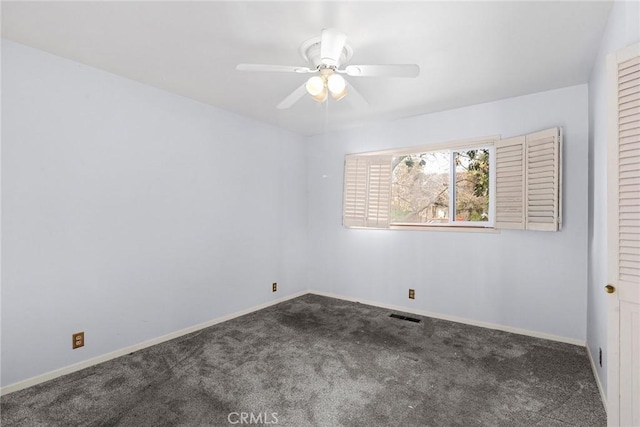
[2,1,612,136]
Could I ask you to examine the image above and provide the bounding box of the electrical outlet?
[599,347,602,367]
[409,289,415,299]
[72,332,84,349]
[272,282,277,292]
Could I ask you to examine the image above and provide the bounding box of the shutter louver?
[617,56,640,282]
[343,155,392,228]
[525,128,562,231]
[495,136,526,229]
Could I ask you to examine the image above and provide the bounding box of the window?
[390,146,494,227]
[343,128,562,231]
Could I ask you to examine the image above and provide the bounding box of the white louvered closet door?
[617,55,640,284]
[607,43,640,427]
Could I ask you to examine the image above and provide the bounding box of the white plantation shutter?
[343,156,368,227]
[366,157,392,227]
[525,128,562,231]
[617,55,640,282]
[343,155,392,228]
[494,127,562,231]
[495,136,526,229]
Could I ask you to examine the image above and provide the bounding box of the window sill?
[389,224,501,233]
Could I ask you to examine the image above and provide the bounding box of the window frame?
[389,143,496,229]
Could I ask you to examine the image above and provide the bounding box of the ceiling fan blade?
[320,28,347,66]
[345,81,369,109]
[344,64,420,78]
[276,83,308,109]
[236,64,314,73]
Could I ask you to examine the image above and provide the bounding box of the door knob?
[605,285,615,294]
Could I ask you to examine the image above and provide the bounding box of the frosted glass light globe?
[327,74,346,95]
[305,76,325,96]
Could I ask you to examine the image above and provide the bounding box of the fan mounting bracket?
[299,36,353,69]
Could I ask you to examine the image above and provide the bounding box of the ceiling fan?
[236,28,420,109]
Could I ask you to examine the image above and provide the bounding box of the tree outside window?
[391,149,490,225]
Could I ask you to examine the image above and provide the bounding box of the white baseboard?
[0,291,307,396]
[308,290,586,347]
[586,343,608,413]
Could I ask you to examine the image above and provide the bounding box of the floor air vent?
[389,313,421,323]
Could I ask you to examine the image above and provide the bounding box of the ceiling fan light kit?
[304,70,347,103]
[236,28,420,109]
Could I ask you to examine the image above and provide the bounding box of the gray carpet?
[1,294,606,426]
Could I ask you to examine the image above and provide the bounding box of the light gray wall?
[1,40,308,387]
[307,85,589,341]
[587,0,639,396]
